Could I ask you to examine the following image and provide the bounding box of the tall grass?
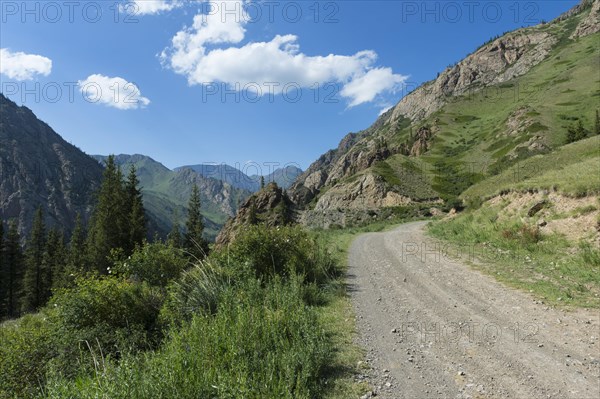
[1,226,346,398]
[45,278,329,399]
[429,206,600,307]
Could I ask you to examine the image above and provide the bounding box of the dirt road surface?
[348,221,600,399]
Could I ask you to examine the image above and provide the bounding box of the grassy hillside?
[377,30,599,201]
[462,135,600,200]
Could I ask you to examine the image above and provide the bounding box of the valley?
[0,1,598,398]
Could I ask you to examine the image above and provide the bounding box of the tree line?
[0,155,207,320]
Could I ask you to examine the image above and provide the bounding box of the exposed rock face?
[215,183,293,246]
[410,126,434,157]
[314,173,412,211]
[505,107,536,137]
[174,168,242,217]
[289,1,598,216]
[0,94,103,237]
[387,30,557,124]
[571,0,600,38]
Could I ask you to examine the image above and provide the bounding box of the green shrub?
[0,314,54,398]
[225,225,337,284]
[45,277,331,399]
[160,259,232,325]
[114,242,188,287]
[48,277,164,378]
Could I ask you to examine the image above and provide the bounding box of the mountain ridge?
[288,0,599,226]
[0,93,104,238]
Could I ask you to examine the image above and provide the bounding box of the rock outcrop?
[288,1,599,217]
[386,30,557,124]
[215,183,293,246]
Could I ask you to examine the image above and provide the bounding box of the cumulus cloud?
[378,105,394,116]
[121,0,183,15]
[78,74,150,110]
[160,1,407,107]
[0,48,52,80]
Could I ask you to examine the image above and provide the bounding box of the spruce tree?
[4,221,22,318]
[68,213,86,272]
[86,155,127,273]
[0,222,5,318]
[45,229,67,291]
[248,200,258,224]
[23,207,48,311]
[185,185,208,259]
[125,165,146,253]
[167,209,183,248]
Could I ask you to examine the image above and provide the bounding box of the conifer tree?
[45,228,67,291]
[260,176,265,190]
[86,155,127,272]
[125,165,146,253]
[595,110,600,135]
[167,209,183,248]
[0,222,5,318]
[68,213,86,272]
[248,200,258,224]
[22,207,48,311]
[185,185,208,259]
[4,220,22,318]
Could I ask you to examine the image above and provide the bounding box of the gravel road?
[348,221,600,399]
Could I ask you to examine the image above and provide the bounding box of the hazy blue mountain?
[177,164,303,192]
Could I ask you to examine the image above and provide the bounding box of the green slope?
[372,29,599,201]
[93,155,251,241]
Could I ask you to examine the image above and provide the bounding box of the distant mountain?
[176,164,257,192]
[251,165,303,191]
[93,155,252,240]
[177,164,303,192]
[0,93,103,238]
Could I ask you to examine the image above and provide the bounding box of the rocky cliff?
[289,0,599,222]
[0,94,103,237]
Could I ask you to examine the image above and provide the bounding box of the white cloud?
[0,48,52,80]
[160,1,407,107]
[121,0,183,15]
[78,74,150,110]
[341,68,405,107]
[378,105,393,116]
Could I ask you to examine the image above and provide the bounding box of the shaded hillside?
[93,155,252,240]
[0,94,103,237]
[290,0,599,221]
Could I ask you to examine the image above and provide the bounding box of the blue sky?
[1,0,578,172]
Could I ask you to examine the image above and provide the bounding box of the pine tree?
[4,221,22,318]
[167,209,183,248]
[45,229,67,291]
[185,185,208,259]
[0,221,5,318]
[86,155,127,273]
[248,200,258,224]
[125,165,146,254]
[22,207,48,311]
[68,213,86,272]
[260,176,265,190]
